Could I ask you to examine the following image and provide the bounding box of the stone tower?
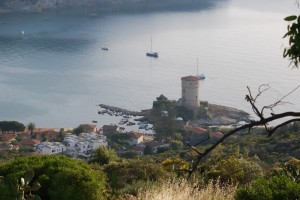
[181,75,200,109]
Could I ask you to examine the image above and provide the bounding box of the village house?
[138,140,170,154]
[1,134,16,143]
[102,125,118,135]
[36,142,66,155]
[79,124,98,133]
[185,127,208,144]
[19,139,40,148]
[34,129,59,142]
[132,145,145,155]
[16,132,31,140]
[0,142,19,151]
[62,132,108,159]
[127,132,144,145]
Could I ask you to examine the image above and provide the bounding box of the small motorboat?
[101,47,109,51]
[146,52,158,58]
[198,74,206,80]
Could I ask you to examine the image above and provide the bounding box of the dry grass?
[122,178,237,200]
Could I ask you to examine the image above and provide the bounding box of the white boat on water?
[146,38,158,58]
[198,74,206,80]
[196,58,205,80]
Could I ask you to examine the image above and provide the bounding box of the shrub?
[103,159,169,194]
[235,175,300,200]
[207,156,263,184]
[0,155,106,200]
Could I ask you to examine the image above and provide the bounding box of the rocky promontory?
[197,103,250,126]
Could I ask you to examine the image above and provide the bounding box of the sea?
[0,0,299,129]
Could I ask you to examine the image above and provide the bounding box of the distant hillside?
[0,0,220,13]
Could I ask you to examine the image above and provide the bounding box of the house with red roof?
[102,125,118,135]
[79,124,97,133]
[132,146,145,155]
[16,132,31,140]
[128,132,144,145]
[186,126,209,144]
[1,134,16,143]
[139,140,170,154]
[209,132,224,140]
[35,130,59,142]
[19,139,40,148]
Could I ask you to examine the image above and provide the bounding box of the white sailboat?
[196,58,205,80]
[146,37,158,58]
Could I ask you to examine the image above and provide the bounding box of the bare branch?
[267,118,300,137]
[187,84,300,179]
[187,111,300,179]
[261,84,300,114]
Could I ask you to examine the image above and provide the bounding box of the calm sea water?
[0,0,299,128]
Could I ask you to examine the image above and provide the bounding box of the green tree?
[73,125,84,136]
[0,121,25,133]
[143,145,152,155]
[27,122,35,138]
[103,158,169,194]
[152,95,177,141]
[283,15,300,68]
[236,175,300,200]
[170,140,183,150]
[0,155,106,200]
[89,146,119,165]
[173,133,183,141]
[207,156,263,184]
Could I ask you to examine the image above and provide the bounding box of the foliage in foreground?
[124,178,237,200]
[0,155,106,200]
[101,158,170,195]
[235,175,300,200]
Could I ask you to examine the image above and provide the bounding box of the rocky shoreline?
[197,103,250,126]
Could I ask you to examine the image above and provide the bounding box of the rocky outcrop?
[197,103,250,126]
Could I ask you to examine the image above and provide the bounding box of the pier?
[98,104,149,116]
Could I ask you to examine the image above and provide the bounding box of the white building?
[36,142,66,155]
[128,132,144,145]
[181,75,200,109]
[63,132,108,158]
[36,132,108,158]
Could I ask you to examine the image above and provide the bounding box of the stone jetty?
[98,104,149,116]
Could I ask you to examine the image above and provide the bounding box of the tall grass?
[122,178,237,200]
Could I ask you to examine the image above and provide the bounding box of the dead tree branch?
[187,85,300,179]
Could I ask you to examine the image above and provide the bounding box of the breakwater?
[98,104,149,116]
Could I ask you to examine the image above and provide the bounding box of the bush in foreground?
[0,155,106,200]
[235,175,300,200]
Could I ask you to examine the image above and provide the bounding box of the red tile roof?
[181,76,199,81]
[33,128,56,133]
[20,139,40,146]
[2,134,16,141]
[190,127,207,134]
[210,132,224,139]
[133,146,145,152]
[17,132,31,139]
[129,132,143,139]
[80,124,97,131]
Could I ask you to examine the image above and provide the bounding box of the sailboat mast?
[151,37,152,52]
[197,58,199,76]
